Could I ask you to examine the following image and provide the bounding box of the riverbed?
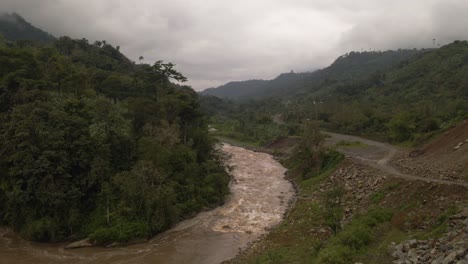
[0,144,294,264]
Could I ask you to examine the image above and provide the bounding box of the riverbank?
[0,143,294,264]
[225,131,468,263]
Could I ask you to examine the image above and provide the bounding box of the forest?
[0,34,230,243]
[202,41,468,146]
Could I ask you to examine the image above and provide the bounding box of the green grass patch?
[370,182,401,204]
[354,225,409,264]
[335,140,369,148]
[415,205,459,240]
[370,191,386,204]
[89,221,149,245]
[314,208,394,264]
[242,149,344,264]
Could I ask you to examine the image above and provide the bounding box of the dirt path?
[324,132,468,188]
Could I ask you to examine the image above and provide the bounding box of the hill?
[201,79,268,100]
[0,32,229,243]
[0,12,55,43]
[202,41,468,145]
[201,49,421,101]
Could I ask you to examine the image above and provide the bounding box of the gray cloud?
[1,0,467,90]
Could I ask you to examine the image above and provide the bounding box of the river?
[0,144,294,264]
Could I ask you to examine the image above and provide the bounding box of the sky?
[1,0,468,91]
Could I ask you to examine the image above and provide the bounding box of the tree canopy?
[0,35,229,243]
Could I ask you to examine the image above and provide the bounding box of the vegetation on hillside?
[202,41,468,145]
[201,49,420,100]
[228,123,465,264]
[0,35,229,243]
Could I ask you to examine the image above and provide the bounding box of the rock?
[455,249,466,258]
[65,239,93,249]
[106,242,122,248]
[432,255,445,264]
[443,251,458,264]
[408,239,418,248]
[440,244,452,252]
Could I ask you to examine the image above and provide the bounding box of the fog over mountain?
[1,0,467,90]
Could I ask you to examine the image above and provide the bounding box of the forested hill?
[202,41,467,145]
[0,13,55,43]
[0,32,229,243]
[201,79,268,100]
[201,49,420,100]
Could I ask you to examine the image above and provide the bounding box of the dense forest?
[0,33,230,243]
[201,49,421,100]
[202,41,468,145]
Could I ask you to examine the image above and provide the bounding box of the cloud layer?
[1,0,468,90]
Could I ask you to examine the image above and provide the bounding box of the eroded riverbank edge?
[223,133,468,264]
[215,138,301,263]
[0,143,295,264]
[61,141,295,251]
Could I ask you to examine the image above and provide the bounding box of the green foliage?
[203,41,468,145]
[387,112,416,142]
[202,49,419,101]
[370,182,400,204]
[335,140,368,147]
[370,191,386,204]
[89,221,149,244]
[316,208,393,263]
[0,35,229,243]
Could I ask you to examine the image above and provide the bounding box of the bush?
[316,208,393,263]
[316,245,353,264]
[89,221,149,245]
[21,217,61,242]
[338,223,372,250]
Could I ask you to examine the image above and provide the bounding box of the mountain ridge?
[201,49,423,101]
[0,12,55,43]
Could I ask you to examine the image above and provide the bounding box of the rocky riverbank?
[389,207,468,264]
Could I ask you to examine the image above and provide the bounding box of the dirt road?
[324,132,468,188]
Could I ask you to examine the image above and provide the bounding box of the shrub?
[89,221,149,245]
[316,208,393,263]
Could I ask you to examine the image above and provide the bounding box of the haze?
[1,0,468,90]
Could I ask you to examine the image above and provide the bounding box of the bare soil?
[389,120,468,182]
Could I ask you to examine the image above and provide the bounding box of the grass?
[225,135,463,264]
[370,182,401,204]
[335,140,369,148]
[354,225,409,264]
[237,150,346,264]
[314,208,394,264]
[414,205,460,240]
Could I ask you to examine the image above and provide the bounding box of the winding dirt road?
[325,132,468,188]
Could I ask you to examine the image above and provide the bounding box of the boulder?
[65,238,93,249]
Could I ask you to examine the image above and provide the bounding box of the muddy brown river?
[0,144,294,264]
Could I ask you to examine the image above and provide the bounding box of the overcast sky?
[1,0,468,90]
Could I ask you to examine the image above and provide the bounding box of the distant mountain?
[201,49,421,101]
[202,41,467,145]
[201,79,268,100]
[0,12,55,43]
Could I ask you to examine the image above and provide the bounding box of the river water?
[0,144,294,264]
